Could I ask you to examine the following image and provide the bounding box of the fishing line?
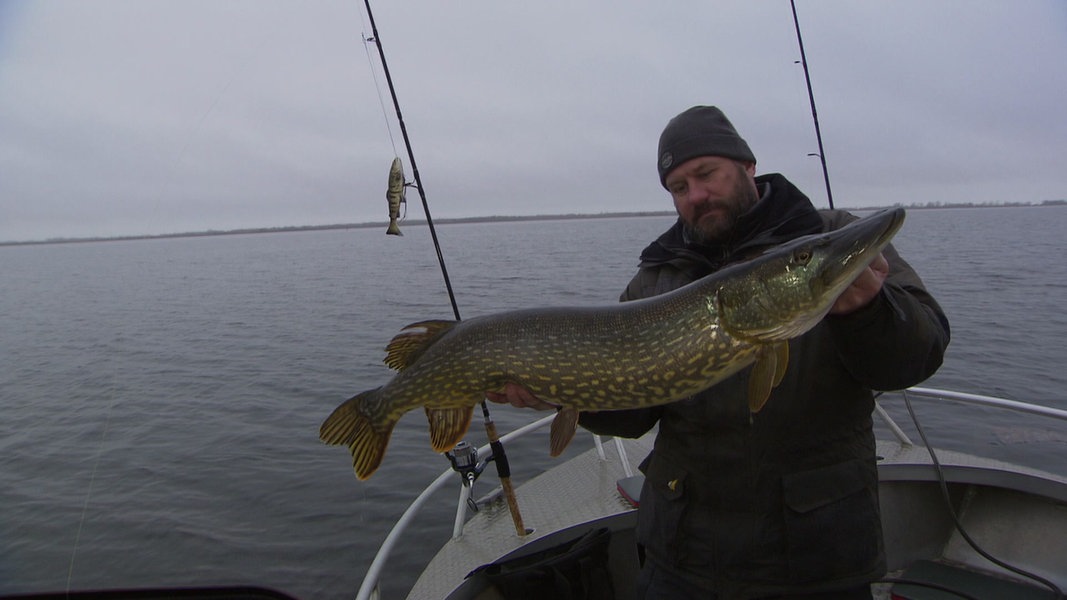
[360,0,460,321]
[358,22,406,222]
[66,380,119,593]
[902,390,1064,599]
[174,66,243,164]
[173,16,281,166]
[357,10,398,157]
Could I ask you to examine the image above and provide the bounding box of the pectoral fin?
[549,407,580,457]
[425,406,474,453]
[747,342,789,413]
[771,341,788,388]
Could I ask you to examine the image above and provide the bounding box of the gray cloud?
[1,1,1065,242]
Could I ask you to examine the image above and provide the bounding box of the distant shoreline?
[3,202,1064,247]
[0,212,674,247]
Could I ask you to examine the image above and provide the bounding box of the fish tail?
[319,387,396,480]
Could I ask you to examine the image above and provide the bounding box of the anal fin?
[425,406,474,453]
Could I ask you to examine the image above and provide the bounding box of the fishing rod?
[360,0,527,538]
[362,1,458,320]
[792,5,1060,590]
[790,0,835,210]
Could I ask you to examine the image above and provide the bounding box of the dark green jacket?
[579,173,950,598]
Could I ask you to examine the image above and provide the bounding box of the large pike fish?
[385,157,405,236]
[321,208,905,479]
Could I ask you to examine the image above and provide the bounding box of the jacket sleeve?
[825,242,950,390]
[578,405,663,438]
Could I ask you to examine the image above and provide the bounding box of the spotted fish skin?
[320,208,905,479]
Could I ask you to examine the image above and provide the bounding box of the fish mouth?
[817,208,905,291]
[862,207,904,243]
[846,207,904,254]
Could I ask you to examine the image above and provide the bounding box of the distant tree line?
[3,203,1064,247]
[853,199,1066,211]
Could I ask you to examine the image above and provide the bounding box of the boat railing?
[355,388,1067,600]
[356,413,558,600]
[875,386,1067,447]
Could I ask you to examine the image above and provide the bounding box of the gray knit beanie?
[657,106,756,189]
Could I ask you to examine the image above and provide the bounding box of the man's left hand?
[829,252,889,315]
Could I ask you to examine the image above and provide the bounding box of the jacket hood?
[638,173,825,275]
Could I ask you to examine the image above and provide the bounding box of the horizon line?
[3,201,1064,247]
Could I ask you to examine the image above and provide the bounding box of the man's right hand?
[486,382,559,411]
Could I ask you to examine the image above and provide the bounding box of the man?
[489,105,950,599]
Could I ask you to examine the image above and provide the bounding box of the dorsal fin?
[384,320,457,370]
[425,406,475,452]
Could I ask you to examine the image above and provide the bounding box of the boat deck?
[408,435,651,600]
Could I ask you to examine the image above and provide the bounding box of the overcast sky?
[1,1,1065,242]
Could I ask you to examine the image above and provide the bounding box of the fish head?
[716,208,905,342]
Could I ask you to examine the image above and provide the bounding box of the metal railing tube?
[452,484,472,540]
[907,387,1067,421]
[614,437,634,478]
[874,400,914,446]
[355,413,557,600]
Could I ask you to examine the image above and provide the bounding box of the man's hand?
[486,382,559,411]
[829,252,889,315]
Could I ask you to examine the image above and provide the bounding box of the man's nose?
[682,179,709,205]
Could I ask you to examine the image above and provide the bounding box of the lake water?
[2,207,1066,598]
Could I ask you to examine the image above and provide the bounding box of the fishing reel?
[446,441,493,514]
[445,441,487,487]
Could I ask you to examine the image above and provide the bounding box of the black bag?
[470,527,614,600]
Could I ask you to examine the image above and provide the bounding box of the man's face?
[664,156,759,245]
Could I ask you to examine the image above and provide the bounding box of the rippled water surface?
[2,208,1065,598]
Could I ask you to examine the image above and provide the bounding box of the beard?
[681,167,760,246]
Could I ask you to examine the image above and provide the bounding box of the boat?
[355,387,1067,600]
[342,5,1066,597]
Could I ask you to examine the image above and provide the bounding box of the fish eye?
[793,248,813,264]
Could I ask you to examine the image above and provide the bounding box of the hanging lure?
[385,156,406,236]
